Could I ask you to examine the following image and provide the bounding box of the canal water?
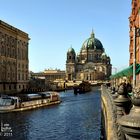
[0,87,101,140]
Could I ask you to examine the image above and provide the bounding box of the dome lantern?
[90,29,95,38]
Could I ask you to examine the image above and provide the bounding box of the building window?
[22,74,24,80]
[130,53,133,59]
[8,48,10,56]
[12,49,15,58]
[26,74,28,80]
[12,71,14,77]
[1,46,4,55]
[9,85,11,90]
[3,84,5,90]
[18,74,20,80]
[8,73,10,79]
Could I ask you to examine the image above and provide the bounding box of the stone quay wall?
[101,85,119,140]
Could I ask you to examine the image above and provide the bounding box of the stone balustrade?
[101,83,140,140]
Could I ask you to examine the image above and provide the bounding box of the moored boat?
[0,92,61,113]
[73,81,91,94]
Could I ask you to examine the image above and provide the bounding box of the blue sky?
[0,0,131,73]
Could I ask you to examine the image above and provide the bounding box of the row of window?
[0,46,16,58]
[18,73,28,81]
[0,72,16,81]
[68,54,102,62]
[1,84,28,90]
[0,46,28,60]
[0,60,28,69]
[17,47,28,60]
[0,71,28,81]
[0,33,16,47]
[45,75,65,80]
[0,32,28,48]
[0,60,16,66]
[0,31,28,60]
[18,63,28,69]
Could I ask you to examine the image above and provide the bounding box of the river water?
[0,87,101,140]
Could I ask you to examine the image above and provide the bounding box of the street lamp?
[93,67,96,81]
[133,27,140,87]
[112,67,117,74]
[112,67,118,87]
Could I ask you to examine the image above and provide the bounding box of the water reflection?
[0,88,101,140]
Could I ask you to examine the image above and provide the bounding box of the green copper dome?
[67,46,75,54]
[81,31,104,51]
[101,52,107,59]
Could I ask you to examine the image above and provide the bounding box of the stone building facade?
[30,69,66,82]
[129,0,140,65]
[30,69,66,90]
[66,31,112,81]
[0,20,29,94]
[129,0,140,86]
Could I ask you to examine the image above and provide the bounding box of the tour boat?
[0,92,61,113]
[73,81,91,94]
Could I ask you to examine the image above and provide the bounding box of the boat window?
[44,93,51,98]
[0,98,14,105]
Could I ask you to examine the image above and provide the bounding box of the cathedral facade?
[66,31,112,81]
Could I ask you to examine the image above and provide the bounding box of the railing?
[101,83,140,140]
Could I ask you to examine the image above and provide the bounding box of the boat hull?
[0,100,61,113]
[0,92,61,113]
[73,81,91,94]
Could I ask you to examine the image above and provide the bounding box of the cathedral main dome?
[81,31,104,51]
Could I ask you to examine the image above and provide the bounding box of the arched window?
[1,46,3,55]
[7,47,10,56]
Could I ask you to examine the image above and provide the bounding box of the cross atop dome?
[91,29,95,38]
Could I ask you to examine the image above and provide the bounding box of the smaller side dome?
[67,47,75,54]
[101,52,107,59]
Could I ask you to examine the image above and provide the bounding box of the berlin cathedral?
[66,31,112,81]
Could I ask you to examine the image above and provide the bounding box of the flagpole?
[133,26,136,88]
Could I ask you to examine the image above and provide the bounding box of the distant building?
[31,69,66,81]
[129,0,140,86]
[44,69,66,81]
[30,69,66,90]
[66,31,112,81]
[43,69,66,90]
[0,20,29,94]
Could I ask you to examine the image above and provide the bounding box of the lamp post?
[93,67,96,81]
[112,67,117,87]
[133,26,136,88]
[112,67,117,74]
[133,27,140,88]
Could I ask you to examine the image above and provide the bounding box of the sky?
[0,0,131,73]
